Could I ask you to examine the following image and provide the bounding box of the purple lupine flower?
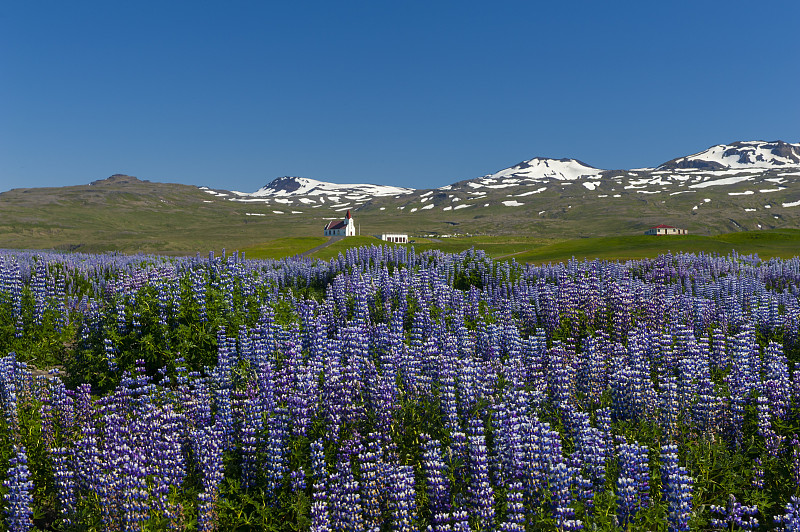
[660,444,692,532]
[752,457,765,490]
[775,496,800,531]
[594,407,613,460]
[73,420,100,478]
[578,334,611,408]
[103,337,118,372]
[757,393,784,457]
[390,465,418,532]
[710,495,759,530]
[616,441,650,526]
[725,327,761,446]
[190,268,208,322]
[326,455,346,530]
[51,446,77,525]
[610,353,655,425]
[190,422,225,530]
[239,383,262,489]
[147,404,187,528]
[360,435,383,531]
[121,451,151,531]
[310,439,331,532]
[498,481,524,531]
[6,239,800,530]
[446,431,468,503]
[264,405,288,497]
[330,453,363,531]
[574,425,608,502]
[551,461,583,531]
[466,420,495,531]
[115,296,127,333]
[439,347,460,433]
[196,491,216,532]
[763,342,791,420]
[547,344,576,409]
[451,507,470,531]
[3,445,34,532]
[421,434,451,529]
[0,353,21,433]
[692,377,720,436]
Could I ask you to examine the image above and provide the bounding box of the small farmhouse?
[645,224,688,236]
[323,210,356,237]
[381,233,408,244]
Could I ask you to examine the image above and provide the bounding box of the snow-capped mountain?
[487,157,603,182]
[4,139,800,246]
[192,140,800,234]
[436,141,800,197]
[393,141,800,229]
[199,176,413,211]
[658,141,800,170]
[441,157,602,191]
[235,176,413,198]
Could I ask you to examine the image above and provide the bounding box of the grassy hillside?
[2,174,799,260]
[0,176,325,254]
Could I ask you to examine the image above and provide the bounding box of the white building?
[645,224,688,235]
[381,233,409,244]
[323,210,356,237]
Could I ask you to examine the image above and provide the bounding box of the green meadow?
[513,229,800,263]
[237,229,800,264]
[240,237,328,259]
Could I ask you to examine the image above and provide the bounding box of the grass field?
[240,237,328,259]
[236,229,800,264]
[513,229,800,264]
[409,235,557,258]
[307,236,385,260]
[4,175,800,258]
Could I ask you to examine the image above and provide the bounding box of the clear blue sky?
[2,1,798,193]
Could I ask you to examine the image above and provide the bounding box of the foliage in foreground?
[0,246,799,530]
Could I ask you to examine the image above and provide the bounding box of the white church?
[323,210,356,237]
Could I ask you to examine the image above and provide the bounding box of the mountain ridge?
[220,140,800,199]
[232,176,413,199]
[657,140,800,171]
[2,139,800,253]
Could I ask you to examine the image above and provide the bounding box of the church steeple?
[345,210,355,236]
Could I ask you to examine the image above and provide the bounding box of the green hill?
[2,174,800,260]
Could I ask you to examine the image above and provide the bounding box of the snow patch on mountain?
[234,176,414,198]
[187,140,800,221]
[689,176,754,189]
[488,157,603,183]
[658,141,800,170]
[515,187,547,196]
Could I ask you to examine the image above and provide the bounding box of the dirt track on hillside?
[298,235,344,257]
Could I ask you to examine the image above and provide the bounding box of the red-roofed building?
[645,224,688,236]
[323,210,356,237]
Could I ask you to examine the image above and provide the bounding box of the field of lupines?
[1,245,800,531]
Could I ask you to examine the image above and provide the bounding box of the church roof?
[324,220,347,230]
